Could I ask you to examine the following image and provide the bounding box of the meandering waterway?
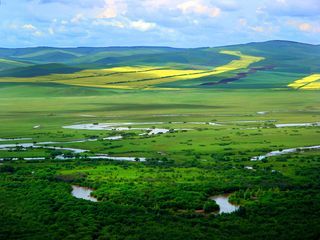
[210,194,239,214]
[71,186,98,202]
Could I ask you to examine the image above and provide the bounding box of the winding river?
[71,185,98,202]
[251,145,320,161]
[275,122,320,128]
[210,194,239,214]
[70,187,240,215]
[0,121,319,162]
[0,140,146,162]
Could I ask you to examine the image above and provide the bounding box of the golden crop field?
[288,74,320,90]
[0,51,264,90]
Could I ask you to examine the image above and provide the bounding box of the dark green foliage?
[203,200,219,213]
[0,165,15,173]
[0,63,82,77]
[0,155,319,240]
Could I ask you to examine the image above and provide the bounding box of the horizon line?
[0,40,319,49]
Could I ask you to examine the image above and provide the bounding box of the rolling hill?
[0,41,319,90]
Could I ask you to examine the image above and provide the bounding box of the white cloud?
[177,1,221,17]
[22,24,37,30]
[299,23,313,32]
[33,31,44,37]
[287,20,320,33]
[48,27,55,35]
[93,19,125,28]
[93,18,157,32]
[237,19,276,34]
[143,0,221,17]
[97,0,127,19]
[238,18,247,26]
[98,7,117,18]
[250,26,265,33]
[129,20,156,31]
[71,14,85,23]
[22,24,44,37]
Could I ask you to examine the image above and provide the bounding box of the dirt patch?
[201,66,274,86]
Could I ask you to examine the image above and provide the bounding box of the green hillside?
[14,50,82,63]
[0,63,83,77]
[223,40,320,73]
[0,58,32,71]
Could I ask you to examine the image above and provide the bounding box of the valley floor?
[0,83,319,239]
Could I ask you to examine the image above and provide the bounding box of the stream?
[70,185,240,214]
[1,121,318,162]
[71,185,98,202]
[251,145,320,161]
[0,140,146,162]
[210,194,239,214]
[275,122,320,128]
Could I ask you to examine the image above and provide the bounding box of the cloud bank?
[0,0,319,47]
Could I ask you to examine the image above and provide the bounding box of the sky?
[1,0,320,48]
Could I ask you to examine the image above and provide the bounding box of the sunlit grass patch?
[216,50,264,73]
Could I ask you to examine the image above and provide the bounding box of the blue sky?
[1,0,320,47]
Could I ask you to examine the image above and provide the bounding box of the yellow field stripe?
[102,51,264,89]
[301,81,320,90]
[288,74,320,90]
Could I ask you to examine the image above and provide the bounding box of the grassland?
[0,83,319,161]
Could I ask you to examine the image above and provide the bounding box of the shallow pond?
[63,122,187,135]
[71,185,98,202]
[63,122,164,131]
[62,121,222,135]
